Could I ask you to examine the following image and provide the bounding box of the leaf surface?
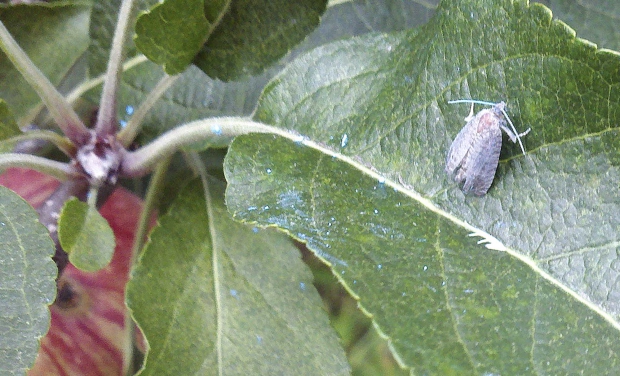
[132,0,327,80]
[224,0,620,373]
[0,186,56,375]
[127,178,349,375]
[58,197,116,271]
[0,99,19,152]
[0,3,90,120]
[542,0,620,51]
[193,0,327,80]
[134,0,228,75]
[87,0,435,145]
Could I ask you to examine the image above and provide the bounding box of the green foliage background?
[2,0,620,374]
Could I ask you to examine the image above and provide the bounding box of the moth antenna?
[448,99,530,156]
[499,107,528,156]
[448,99,498,107]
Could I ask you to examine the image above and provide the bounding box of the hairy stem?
[66,55,148,108]
[11,130,76,156]
[0,153,81,181]
[188,151,224,375]
[120,117,292,177]
[95,0,137,136]
[19,55,149,131]
[130,156,170,265]
[0,21,89,145]
[117,74,180,147]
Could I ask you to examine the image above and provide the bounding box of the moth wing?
[461,125,502,196]
[445,117,477,175]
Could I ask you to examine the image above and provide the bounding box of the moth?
[445,99,531,196]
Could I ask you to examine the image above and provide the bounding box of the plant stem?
[119,117,292,177]
[129,156,170,265]
[87,186,99,208]
[66,55,148,108]
[0,153,81,181]
[0,20,89,145]
[95,0,137,136]
[188,151,224,376]
[19,55,149,131]
[11,130,76,156]
[117,74,180,147]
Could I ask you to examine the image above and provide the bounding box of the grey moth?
[445,100,530,196]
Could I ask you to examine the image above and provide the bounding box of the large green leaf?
[132,0,328,80]
[540,0,620,51]
[224,0,620,373]
[127,178,349,375]
[0,186,56,375]
[86,0,436,146]
[193,0,327,80]
[134,0,228,75]
[0,2,90,120]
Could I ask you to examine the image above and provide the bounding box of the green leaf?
[87,0,433,145]
[134,0,228,75]
[87,0,157,77]
[0,3,90,120]
[194,0,327,80]
[306,0,436,43]
[0,186,56,375]
[224,0,620,373]
[0,99,20,152]
[133,0,331,80]
[57,197,115,271]
[545,0,620,51]
[127,178,349,375]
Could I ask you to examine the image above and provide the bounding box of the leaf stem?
[94,0,137,136]
[120,117,293,177]
[0,153,81,181]
[18,55,149,130]
[187,151,223,376]
[0,20,89,145]
[129,156,170,265]
[66,55,149,108]
[117,73,180,147]
[11,130,76,156]
[87,186,99,208]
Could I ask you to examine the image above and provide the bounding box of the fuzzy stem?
[129,156,170,265]
[187,150,224,375]
[0,21,89,145]
[86,186,99,208]
[66,55,148,108]
[95,0,137,136]
[120,117,292,177]
[19,55,149,130]
[117,74,180,147]
[0,153,81,181]
[11,130,76,156]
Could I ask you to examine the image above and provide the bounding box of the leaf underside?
[0,186,56,375]
[127,178,349,375]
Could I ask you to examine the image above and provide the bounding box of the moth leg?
[500,124,531,143]
[464,103,475,122]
